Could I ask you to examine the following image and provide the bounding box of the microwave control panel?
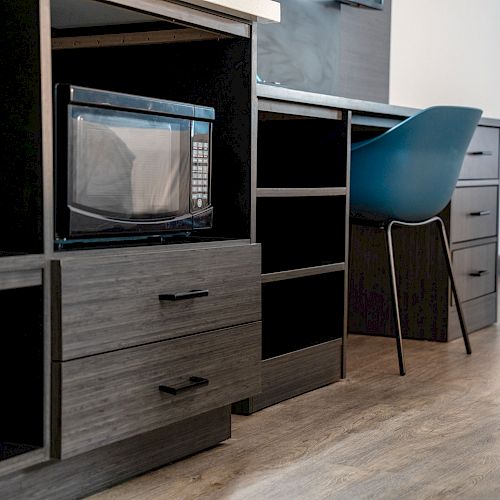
[191,121,211,212]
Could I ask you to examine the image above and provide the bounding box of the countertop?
[257,84,500,127]
[179,0,280,23]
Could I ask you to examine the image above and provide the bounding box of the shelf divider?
[261,262,345,283]
[257,187,346,198]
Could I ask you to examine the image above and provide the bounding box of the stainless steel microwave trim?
[69,85,215,121]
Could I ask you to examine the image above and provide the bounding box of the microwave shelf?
[52,27,252,249]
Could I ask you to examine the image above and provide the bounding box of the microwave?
[54,84,214,247]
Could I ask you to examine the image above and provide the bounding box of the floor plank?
[89,325,500,499]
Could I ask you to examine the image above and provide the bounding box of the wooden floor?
[90,325,500,499]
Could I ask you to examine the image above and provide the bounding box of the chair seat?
[350,106,482,223]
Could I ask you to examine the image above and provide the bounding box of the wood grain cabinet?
[452,243,496,303]
[451,186,498,242]
[449,124,500,336]
[458,126,500,180]
[51,243,262,459]
[52,244,261,360]
[54,321,261,459]
[0,0,263,496]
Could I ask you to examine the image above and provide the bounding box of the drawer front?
[449,294,497,338]
[56,244,261,360]
[451,186,498,243]
[54,322,261,458]
[453,243,496,302]
[459,126,499,180]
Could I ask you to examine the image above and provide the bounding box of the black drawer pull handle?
[159,289,209,301]
[467,151,493,156]
[470,211,491,216]
[469,270,488,277]
[159,376,209,395]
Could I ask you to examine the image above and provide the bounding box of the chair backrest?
[350,106,482,222]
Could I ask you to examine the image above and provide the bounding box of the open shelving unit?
[1,0,258,491]
[234,91,350,414]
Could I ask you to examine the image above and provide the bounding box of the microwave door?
[67,106,191,234]
[110,118,191,221]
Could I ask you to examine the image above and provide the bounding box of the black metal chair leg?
[436,217,472,354]
[385,222,406,376]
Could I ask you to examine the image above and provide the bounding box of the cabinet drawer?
[453,243,496,302]
[55,244,261,360]
[53,322,261,459]
[451,186,497,243]
[459,126,499,180]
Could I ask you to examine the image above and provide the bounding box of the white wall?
[389,0,500,119]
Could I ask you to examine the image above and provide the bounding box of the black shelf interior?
[351,123,389,145]
[0,285,44,462]
[257,196,346,274]
[0,2,43,256]
[52,28,252,247]
[262,272,344,359]
[257,112,347,189]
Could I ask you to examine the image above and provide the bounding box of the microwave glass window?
[69,106,190,219]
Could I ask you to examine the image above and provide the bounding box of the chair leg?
[436,217,472,354]
[385,222,406,376]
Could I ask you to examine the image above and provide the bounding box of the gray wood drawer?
[453,243,496,302]
[451,186,498,243]
[53,321,261,459]
[459,126,499,180]
[54,244,261,360]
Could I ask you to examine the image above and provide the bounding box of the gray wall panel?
[257,0,391,103]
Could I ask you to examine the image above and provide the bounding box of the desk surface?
[257,84,500,127]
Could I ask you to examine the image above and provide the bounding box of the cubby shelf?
[234,96,349,414]
[256,187,346,197]
[0,271,45,474]
[261,262,345,283]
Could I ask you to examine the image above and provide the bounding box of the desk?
[243,84,500,412]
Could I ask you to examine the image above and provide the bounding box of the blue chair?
[350,106,482,375]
